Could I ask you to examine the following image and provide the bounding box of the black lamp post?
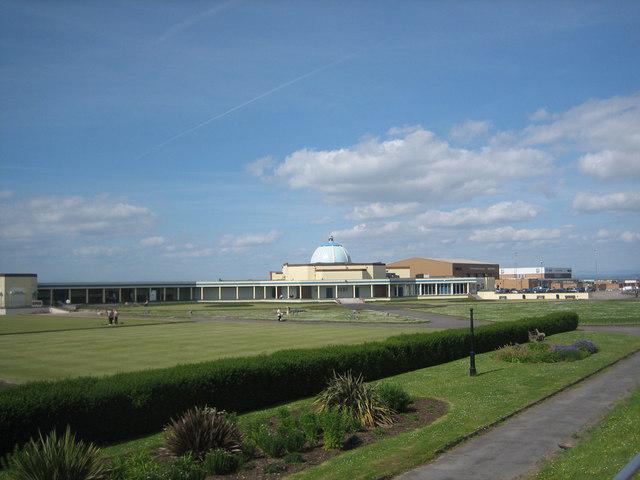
[469,308,477,376]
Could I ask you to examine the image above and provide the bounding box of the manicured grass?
[399,299,640,325]
[90,302,418,323]
[0,319,429,383]
[0,314,173,335]
[531,387,640,480]
[101,330,640,480]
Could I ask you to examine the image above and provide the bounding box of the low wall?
[477,292,589,301]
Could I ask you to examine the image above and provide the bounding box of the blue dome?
[310,237,352,263]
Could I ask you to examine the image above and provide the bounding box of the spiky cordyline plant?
[313,371,394,428]
[4,426,108,480]
[164,406,242,459]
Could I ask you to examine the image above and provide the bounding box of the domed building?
[310,236,352,264]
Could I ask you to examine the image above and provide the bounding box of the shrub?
[573,339,598,354]
[298,409,321,446]
[164,406,241,459]
[263,462,287,474]
[314,372,394,427]
[283,452,304,464]
[321,408,348,450]
[203,448,241,475]
[0,312,578,455]
[3,426,108,480]
[250,424,285,458]
[377,383,412,413]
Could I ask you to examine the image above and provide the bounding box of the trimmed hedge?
[0,312,577,455]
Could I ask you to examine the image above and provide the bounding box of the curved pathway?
[349,303,486,330]
[396,330,640,480]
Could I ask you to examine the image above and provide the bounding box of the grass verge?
[529,387,640,480]
[97,330,640,480]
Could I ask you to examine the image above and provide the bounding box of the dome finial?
[328,235,334,242]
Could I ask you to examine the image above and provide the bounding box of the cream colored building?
[0,274,38,311]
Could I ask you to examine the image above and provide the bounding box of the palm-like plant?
[164,406,242,459]
[5,427,108,480]
[314,371,394,428]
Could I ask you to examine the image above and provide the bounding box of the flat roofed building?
[499,267,572,279]
[0,273,38,310]
[386,257,499,279]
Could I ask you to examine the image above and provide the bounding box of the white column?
[370,284,374,298]
[235,286,239,300]
[317,285,321,299]
[335,285,339,299]
[118,288,122,303]
[352,285,356,298]
[177,288,181,301]
[134,288,138,302]
[190,287,194,301]
[218,286,221,300]
[102,289,106,303]
[387,284,391,298]
[286,285,290,299]
[253,286,256,299]
[200,286,204,300]
[263,286,267,299]
[49,289,53,306]
[85,289,89,304]
[68,289,72,302]
[163,287,167,302]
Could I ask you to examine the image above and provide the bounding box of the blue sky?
[1,0,639,281]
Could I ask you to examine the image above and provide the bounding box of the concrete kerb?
[396,346,640,478]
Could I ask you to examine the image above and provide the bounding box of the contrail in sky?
[134,55,353,161]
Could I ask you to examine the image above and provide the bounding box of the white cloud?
[0,190,13,199]
[572,191,640,213]
[528,108,550,122]
[0,195,154,239]
[330,222,401,240]
[139,236,166,247]
[311,216,332,225]
[597,228,612,238]
[578,150,640,180]
[413,201,542,228]
[469,226,566,243]
[220,229,280,252]
[346,202,420,220]
[73,245,122,257]
[272,127,550,203]
[450,120,492,143]
[621,231,640,242]
[164,248,215,258]
[246,156,275,177]
[522,93,640,180]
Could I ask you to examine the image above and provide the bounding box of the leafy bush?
[572,339,599,354]
[203,448,241,475]
[283,452,304,464]
[298,409,321,446]
[250,424,286,458]
[321,408,348,450]
[377,383,412,413]
[0,312,578,455]
[314,371,393,427]
[164,406,241,459]
[2,426,108,480]
[111,453,206,480]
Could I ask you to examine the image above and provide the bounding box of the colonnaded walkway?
[396,327,640,480]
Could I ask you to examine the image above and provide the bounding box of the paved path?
[396,349,640,480]
[348,303,486,330]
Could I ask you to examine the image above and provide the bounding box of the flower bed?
[494,339,599,363]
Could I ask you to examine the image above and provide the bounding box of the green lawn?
[80,302,421,323]
[101,330,640,480]
[397,299,640,325]
[0,314,176,335]
[531,387,640,480]
[0,319,429,384]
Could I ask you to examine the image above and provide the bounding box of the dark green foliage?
[164,406,241,459]
[321,408,348,450]
[250,424,286,458]
[495,339,593,364]
[283,452,304,464]
[0,312,578,455]
[2,426,108,480]
[298,409,321,446]
[314,371,394,427]
[203,448,241,475]
[377,382,412,413]
[263,462,287,474]
[110,452,205,480]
